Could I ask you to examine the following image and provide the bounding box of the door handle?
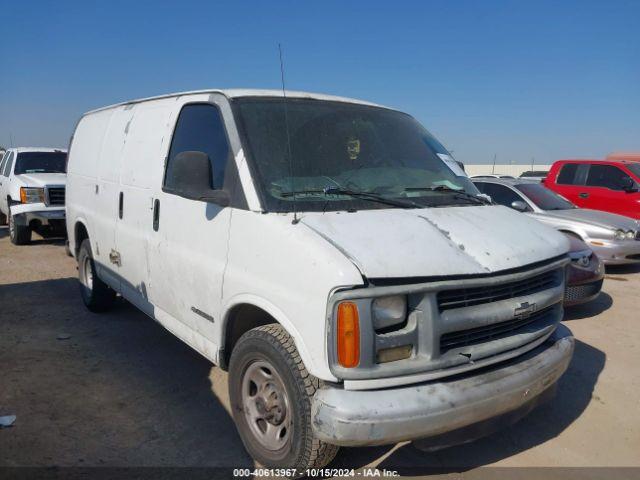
[118,192,124,219]
[153,199,160,231]
[578,192,590,199]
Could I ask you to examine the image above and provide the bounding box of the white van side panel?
[222,210,364,381]
[66,109,113,259]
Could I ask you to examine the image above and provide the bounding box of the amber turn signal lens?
[337,301,360,368]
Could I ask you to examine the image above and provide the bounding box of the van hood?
[15,173,66,188]
[532,208,640,231]
[301,206,569,279]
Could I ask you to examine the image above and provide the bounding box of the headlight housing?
[20,187,45,204]
[613,229,636,241]
[372,295,407,331]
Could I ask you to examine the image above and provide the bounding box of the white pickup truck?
[66,89,574,472]
[0,147,67,244]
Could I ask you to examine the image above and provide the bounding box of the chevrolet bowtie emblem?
[514,301,537,319]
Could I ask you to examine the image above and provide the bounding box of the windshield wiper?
[323,187,422,209]
[280,187,422,209]
[405,185,492,205]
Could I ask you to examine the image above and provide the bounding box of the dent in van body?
[299,206,569,279]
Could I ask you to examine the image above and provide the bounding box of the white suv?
[0,147,67,244]
[66,89,574,471]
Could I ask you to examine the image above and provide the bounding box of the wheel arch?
[73,219,90,258]
[219,295,316,376]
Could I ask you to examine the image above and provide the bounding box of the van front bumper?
[311,324,574,447]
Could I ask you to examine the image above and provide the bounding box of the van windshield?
[234,98,481,212]
[15,152,67,175]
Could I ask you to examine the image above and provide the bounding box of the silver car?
[473,178,640,265]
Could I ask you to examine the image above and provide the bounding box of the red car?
[545,159,640,220]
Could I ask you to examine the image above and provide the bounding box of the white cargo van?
[66,89,574,471]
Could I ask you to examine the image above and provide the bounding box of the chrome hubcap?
[242,360,291,451]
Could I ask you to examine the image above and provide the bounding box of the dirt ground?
[1,226,639,475]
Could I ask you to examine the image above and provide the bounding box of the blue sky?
[0,0,638,164]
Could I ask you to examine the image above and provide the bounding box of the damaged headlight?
[372,295,407,332]
[20,187,45,204]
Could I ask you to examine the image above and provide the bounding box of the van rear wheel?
[78,239,116,312]
[228,324,339,473]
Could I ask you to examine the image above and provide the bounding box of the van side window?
[0,153,7,174]
[586,164,631,191]
[165,104,230,191]
[3,152,14,177]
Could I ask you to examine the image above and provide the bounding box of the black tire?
[229,324,339,473]
[8,207,31,245]
[77,238,116,312]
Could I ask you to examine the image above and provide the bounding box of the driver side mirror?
[620,176,638,193]
[510,200,529,212]
[168,151,229,207]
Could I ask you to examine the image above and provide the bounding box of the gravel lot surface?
[1,226,639,475]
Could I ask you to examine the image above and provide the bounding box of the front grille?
[636,231,640,241]
[565,279,603,303]
[440,306,554,353]
[627,254,640,260]
[437,269,561,311]
[47,187,65,205]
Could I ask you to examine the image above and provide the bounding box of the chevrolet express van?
[66,89,574,471]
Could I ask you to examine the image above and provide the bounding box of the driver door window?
[164,104,230,193]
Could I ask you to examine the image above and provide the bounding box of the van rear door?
[90,106,136,292]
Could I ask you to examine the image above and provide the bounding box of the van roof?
[85,89,389,115]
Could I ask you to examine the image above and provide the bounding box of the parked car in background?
[473,178,640,265]
[564,234,604,306]
[0,147,67,244]
[519,170,548,181]
[66,88,574,470]
[544,159,640,220]
[470,174,515,179]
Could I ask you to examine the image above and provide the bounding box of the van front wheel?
[229,324,339,472]
[78,239,116,312]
